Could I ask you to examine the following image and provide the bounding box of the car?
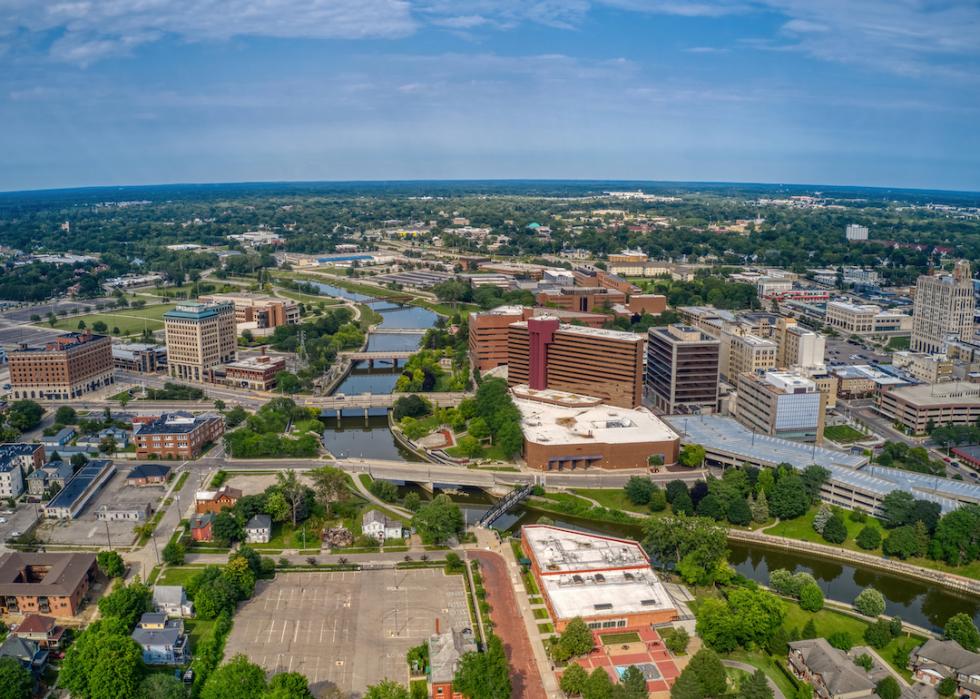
[970,472,978,479]
[9,531,20,538]
[1,384,9,390]
[0,517,7,524]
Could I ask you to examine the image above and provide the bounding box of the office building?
[720,329,777,382]
[468,306,606,372]
[646,324,720,414]
[735,371,825,442]
[825,301,911,335]
[507,317,644,408]
[0,553,97,618]
[134,413,225,459]
[892,352,954,384]
[223,355,286,391]
[534,286,627,313]
[43,461,116,520]
[513,386,679,470]
[9,331,114,401]
[198,292,300,330]
[845,224,869,242]
[521,525,678,633]
[0,444,44,499]
[163,302,236,382]
[774,318,826,370]
[876,381,980,435]
[911,260,976,353]
[111,343,167,373]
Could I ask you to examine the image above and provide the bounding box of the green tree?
[798,583,824,612]
[393,395,431,421]
[679,444,706,468]
[212,511,243,545]
[854,588,886,618]
[557,618,594,658]
[738,669,774,699]
[883,525,922,559]
[97,550,126,578]
[683,648,727,698]
[363,681,410,699]
[98,581,151,629]
[931,504,980,565]
[663,627,690,655]
[726,498,752,526]
[822,514,847,544]
[162,540,186,566]
[644,516,728,586]
[262,672,315,699]
[826,632,853,652]
[937,677,957,697]
[584,668,615,699]
[855,526,881,550]
[769,474,810,519]
[452,635,511,699]
[309,466,349,509]
[559,663,589,696]
[276,469,310,526]
[880,490,916,528]
[61,619,145,699]
[876,677,901,699]
[403,491,422,512]
[265,491,291,522]
[750,490,770,523]
[411,494,464,545]
[139,673,188,699]
[201,655,268,699]
[6,400,43,431]
[944,612,980,652]
[0,657,32,699]
[624,476,656,505]
[670,667,705,699]
[864,620,894,649]
[55,405,78,424]
[369,479,399,502]
[620,665,648,699]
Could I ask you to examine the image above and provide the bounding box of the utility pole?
[151,532,160,564]
[104,520,113,550]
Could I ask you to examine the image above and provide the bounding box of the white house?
[244,514,272,544]
[152,586,194,618]
[362,510,404,541]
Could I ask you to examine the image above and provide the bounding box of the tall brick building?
[507,317,644,408]
[9,331,113,400]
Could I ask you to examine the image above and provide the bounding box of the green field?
[156,566,206,587]
[599,631,641,645]
[44,302,176,335]
[823,424,868,444]
[571,488,651,515]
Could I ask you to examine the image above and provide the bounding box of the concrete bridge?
[370,328,427,335]
[338,350,416,366]
[316,391,470,414]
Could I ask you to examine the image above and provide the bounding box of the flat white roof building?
[521,525,678,631]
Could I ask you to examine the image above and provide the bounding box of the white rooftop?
[516,397,679,446]
[511,319,644,343]
[524,526,675,620]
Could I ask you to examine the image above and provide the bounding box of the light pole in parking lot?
[104,520,112,550]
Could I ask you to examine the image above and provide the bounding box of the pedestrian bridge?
[315,391,470,412]
[339,350,416,363]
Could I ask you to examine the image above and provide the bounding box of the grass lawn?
[599,631,642,645]
[537,622,555,634]
[184,618,216,653]
[252,519,324,550]
[823,424,869,444]
[532,608,550,620]
[156,566,205,587]
[45,302,176,335]
[765,507,980,579]
[724,649,798,699]
[782,603,923,680]
[886,336,911,352]
[572,488,650,515]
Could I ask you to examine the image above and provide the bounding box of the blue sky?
[1,1,979,192]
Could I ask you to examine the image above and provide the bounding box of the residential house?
[152,586,194,618]
[76,427,129,450]
[0,636,48,675]
[428,627,478,699]
[362,510,404,541]
[0,444,45,499]
[190,513,214,542]
[12,614,67,649]
[131,613,188,665]
[127,464,172,487]
[245,514,271,544]
[40,427,75,448]
[788,639,876,699]
[910,639,980,699]
[195,486,242,514]
[26,461,73,498]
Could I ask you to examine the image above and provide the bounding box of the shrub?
[799,583,824,612]
[854,653,873,670]
[856,526,882,550]
[822,514,847,544]
[827,632,853,652]
[663,627,690,655]
[854,588,886,618]
[864,620,894,649]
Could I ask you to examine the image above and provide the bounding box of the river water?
[306,279,979,632]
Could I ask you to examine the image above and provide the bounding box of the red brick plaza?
[567,627,681,694]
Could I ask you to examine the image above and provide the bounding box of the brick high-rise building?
[9,331,113,401]
[507,317,644,408]
[468,306,607,372]
[911,260,976,354]
[197,292,299,329]
[645,324,720,414]
[164,302,236,382]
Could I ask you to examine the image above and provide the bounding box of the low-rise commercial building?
[0,552,97,617]
[877,381,980,434]
[892,351,954,384]
[43,460,115,519]
[223,355,286,391]
[134,413,224,459]
[735,370,825,443]
[428,628,478,699]
[9,331,114,401]
[112,343,167,373]
[126,464,172,486]
[514,386,679,470]
[96,502,151,521]
[825,301,911,335]
[508,318,645,408]
[521,525,678,633]
[646,324,720,414]
[198,292,300,329]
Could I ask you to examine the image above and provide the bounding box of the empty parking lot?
[224,568,472,696]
